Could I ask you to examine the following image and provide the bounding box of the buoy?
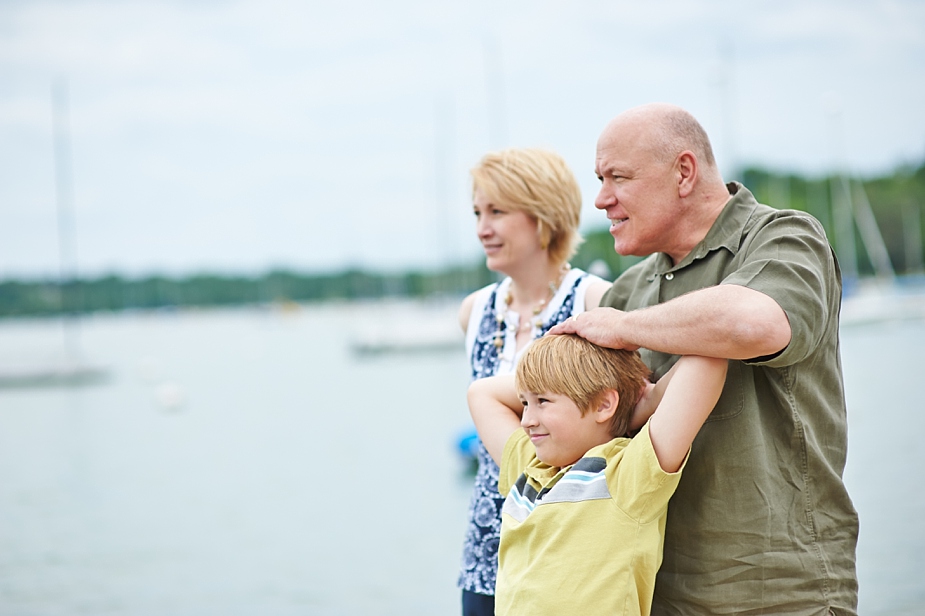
[155,381,186,411]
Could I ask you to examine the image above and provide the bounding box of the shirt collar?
[523,458,563,485]
[647,182,759,279]
[521,439,622,487]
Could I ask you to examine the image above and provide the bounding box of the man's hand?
[546,307,639,351]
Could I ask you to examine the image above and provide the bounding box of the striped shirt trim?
[502,457,611,523]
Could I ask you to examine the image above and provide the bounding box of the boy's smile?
[519,390,614,468]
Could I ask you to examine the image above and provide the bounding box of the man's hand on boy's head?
[546,307,640,351]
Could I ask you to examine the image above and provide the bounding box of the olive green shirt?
[602,183,859,615]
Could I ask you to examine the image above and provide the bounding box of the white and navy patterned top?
[457,267,604,595]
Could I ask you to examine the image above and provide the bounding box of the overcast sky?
[1,0,924,278]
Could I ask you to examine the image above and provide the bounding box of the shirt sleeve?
[608,423,686,524]
[720,211,838,367]
[499,430,533,498]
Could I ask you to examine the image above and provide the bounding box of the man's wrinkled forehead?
[594,144,619,175]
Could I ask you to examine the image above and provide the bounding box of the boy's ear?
[593,389,619,424]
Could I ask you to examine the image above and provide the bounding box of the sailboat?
[348,95,467,357]
[837,177,925,326]
[0,79,108,388]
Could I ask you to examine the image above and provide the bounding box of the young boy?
[467,333,727,615]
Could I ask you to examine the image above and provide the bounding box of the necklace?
[492,265,570,349]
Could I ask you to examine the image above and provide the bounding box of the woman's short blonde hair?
[471,148,583,266]
[515,334,652,438]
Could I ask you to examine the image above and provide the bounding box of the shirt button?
[664,273,674,281]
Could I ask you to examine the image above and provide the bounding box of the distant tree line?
[0,268,499,318]
[740,162,925,277]
[1,161,923,319]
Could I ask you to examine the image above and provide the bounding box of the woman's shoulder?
[457,291,479,333]
[458,280,504,334]
[582,277,612,309]
[566,268,612,310]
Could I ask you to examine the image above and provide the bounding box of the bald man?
[551,103,858,615]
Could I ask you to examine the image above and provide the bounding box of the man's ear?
[676,150,697,198]
[593,389,619,424]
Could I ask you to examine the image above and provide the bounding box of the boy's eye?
[537,397,550,405]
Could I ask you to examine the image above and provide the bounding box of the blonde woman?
[456,148,610,616]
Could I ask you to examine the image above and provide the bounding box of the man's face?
[593,122,682,261]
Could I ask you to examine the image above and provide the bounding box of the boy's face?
[519,390,612,467]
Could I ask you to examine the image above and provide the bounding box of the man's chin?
[611,238,634,257]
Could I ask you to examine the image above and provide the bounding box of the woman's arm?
[458,290,479,334]
[583,278,612,310]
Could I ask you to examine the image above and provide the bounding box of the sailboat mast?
[825,98,859,282]
[51,77,81,362]
[852,180,895,281]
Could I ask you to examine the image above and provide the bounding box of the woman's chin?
[484,255,506,273]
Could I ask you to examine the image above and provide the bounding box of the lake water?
[0,301,922,615]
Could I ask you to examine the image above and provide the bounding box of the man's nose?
[594,185,613,210]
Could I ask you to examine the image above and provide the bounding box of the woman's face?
[473,188,545,275]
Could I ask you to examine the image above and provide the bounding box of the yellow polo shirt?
[496,423,684,616]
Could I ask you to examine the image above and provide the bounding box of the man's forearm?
[619,284,791,360]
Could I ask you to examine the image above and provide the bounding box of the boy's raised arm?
[628,359,683,433]
[467,374,523,466]
[648,356,728,473]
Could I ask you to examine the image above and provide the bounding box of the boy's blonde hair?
[471,148,583,266]
[515,334,651,438]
